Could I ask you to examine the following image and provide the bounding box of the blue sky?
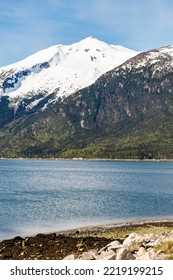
[0,0,173,67]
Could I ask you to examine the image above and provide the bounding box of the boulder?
[97,249,117,260]
[98,240,121,254]
[136,247,146,257]
[123,233,143,247]
[81,250,98,260]
[116,248,128,260]
[106,240,122,251]
[125,251,136,260]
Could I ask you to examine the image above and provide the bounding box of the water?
[0,159,173,240]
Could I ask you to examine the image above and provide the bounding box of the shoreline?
[1,157,173,162]
[1,218,173,260]
[55,218,173,235]
[1,218,173,242]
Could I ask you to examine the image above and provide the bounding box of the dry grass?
[165,254,173,260]
[154,241,173,260]
[69,224,173,240]
[154,240,173,251]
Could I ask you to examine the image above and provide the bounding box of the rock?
[98,240,121,254]
[97,250,117,260]
[116,248,128,260]
[106,240,122,251]
[98,247,107,254]
[141,251,151,260]
[161,232,173,242]
[154,250,165,260]
[63,254,76,260]
[136,249,155,260]
[136,247,146,257]
[122,232,159,249]
[147,248,157,259]
[143,233,157,243]
[81,250,98,260]
[123,233,143,247]
[125,252,136,260]
[128,243,141,252]
[99,254,117,260]
[146,239,161,248]
[136,253,148,260]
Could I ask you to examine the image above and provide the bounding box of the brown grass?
[69,224,173,240]
[154,241,173,260]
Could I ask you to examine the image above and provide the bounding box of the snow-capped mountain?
[1,42,173,159]
[0,37,138,106]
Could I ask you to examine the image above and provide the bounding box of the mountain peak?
[0,38,138,104]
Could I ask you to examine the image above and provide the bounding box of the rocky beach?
[0,220,173,260]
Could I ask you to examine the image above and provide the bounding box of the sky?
[0,0,173,67]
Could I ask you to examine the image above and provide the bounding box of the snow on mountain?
[120,45,173,73]
[0,37,138,104]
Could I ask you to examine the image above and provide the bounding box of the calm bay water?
[0,159,173,240]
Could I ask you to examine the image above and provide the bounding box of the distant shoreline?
[1,157,173,162]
